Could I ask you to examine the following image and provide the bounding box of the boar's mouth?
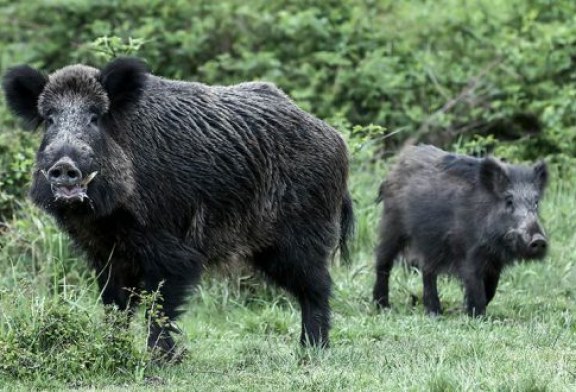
[50,183,88,202]
[42,170,98,204]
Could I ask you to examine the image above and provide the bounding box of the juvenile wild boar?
[373,145,548,316]
[2,58,353,357]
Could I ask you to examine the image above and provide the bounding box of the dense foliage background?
[0,0,575,389]
[1,0,576,219]
[1,0,576,218]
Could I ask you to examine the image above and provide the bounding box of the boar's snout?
[42,156,98,204]
[528,233,547,257]
[47,157,82,185]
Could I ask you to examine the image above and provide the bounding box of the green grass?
[1,158,576,391]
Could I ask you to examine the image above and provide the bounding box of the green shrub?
[1,0,576,161]
[0,131,37,221]
[0,296,148,386]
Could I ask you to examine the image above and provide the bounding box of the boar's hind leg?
[373,212,405,308]
[422,271,442,315]
[138,233,205,359]
[252,245,332,348]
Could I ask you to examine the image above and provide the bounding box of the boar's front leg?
[134,231,205,360]
[93,256,143,326]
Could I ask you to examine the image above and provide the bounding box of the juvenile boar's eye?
[45,115,55,126]
[505,196,514,211]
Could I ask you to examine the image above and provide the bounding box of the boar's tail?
[375,181,385,204]
[339,191,355,263]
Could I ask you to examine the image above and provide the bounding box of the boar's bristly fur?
[2,57,353,359]
[373,144,548,317]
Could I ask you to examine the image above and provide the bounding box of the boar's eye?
[45,115,55,126]
[505,195,514,212]
[89,114,99,125]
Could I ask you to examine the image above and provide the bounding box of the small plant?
[0,296,149,387]
[87,36,146,61]
[0,131,37,222]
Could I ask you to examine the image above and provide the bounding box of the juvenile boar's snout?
[520,219,547,258]
[47,157,83,185]
[528,233,547,256]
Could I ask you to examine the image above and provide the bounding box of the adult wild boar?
[2,57,354,357]
[373,145,548,316]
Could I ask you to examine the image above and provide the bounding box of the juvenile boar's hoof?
[374,297,390,310]
[466,307,486,318]
[301,339,330,349]
[300,331,330,349]
[373,291,391,309]
[425,307,443,317]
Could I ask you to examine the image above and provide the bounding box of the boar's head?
[479,157,548,260]
[3,58,148,218]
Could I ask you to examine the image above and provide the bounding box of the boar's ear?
[2,65,48,130]
[533,160,548,193]
[99,57,148,115]
[480,157,510,196]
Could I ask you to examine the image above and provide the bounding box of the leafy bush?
[0,131,37,221]
[0,297,148,386]
[1,0,576,162]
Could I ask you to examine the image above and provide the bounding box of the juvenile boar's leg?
[252,245,332,348]
[461,261,487,317]
[483,267,502,305]
[137,232,205,360]
[373,213,404,308]
[422,271,442,315]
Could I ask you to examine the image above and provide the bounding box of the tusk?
[82,171,99,186]
[40,170,49,181]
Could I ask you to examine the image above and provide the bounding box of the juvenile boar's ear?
[99,57,148,114]
[533,161,548,193]
[480,157,510,196]
[2,65,48,130]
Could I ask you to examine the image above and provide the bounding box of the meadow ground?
[0,158,575,391]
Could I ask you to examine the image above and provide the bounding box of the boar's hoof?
[148,330,185,364]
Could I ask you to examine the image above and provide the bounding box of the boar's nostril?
[47,159,82,185]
